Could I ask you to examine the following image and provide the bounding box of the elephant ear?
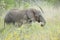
[32,9,41,17]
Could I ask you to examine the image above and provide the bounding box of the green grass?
[0,16,60,40]
[0,6,60,40]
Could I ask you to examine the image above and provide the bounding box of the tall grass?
[0,5,60,40]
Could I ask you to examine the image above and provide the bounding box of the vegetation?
[0,0,60,40]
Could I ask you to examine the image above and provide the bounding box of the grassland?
[0,6,60,40]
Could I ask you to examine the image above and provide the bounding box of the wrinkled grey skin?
[4,8,46,27]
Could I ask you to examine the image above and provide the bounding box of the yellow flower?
[5,33,13,40]
[24,34,30,39]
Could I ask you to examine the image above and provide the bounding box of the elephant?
[4,8,46,27]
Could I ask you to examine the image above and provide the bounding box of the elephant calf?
[4,8,46,27]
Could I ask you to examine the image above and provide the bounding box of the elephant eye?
[29,20,32,22]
